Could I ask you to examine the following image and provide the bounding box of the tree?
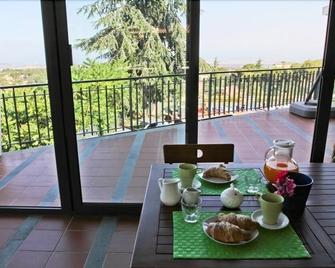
[76,0,186,77]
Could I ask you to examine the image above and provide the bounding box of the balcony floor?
[0,108,334,207]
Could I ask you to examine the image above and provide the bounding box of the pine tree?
[76,0,186,77]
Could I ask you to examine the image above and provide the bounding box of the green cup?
[259,193,284,225]
[179,163,202,188]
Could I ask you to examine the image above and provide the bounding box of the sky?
[0,0,329,68]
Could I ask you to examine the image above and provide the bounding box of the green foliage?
[242,59,263,70]
[76,0,186,76]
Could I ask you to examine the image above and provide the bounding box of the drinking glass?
[181,197,201,223]
[244,174,261,194]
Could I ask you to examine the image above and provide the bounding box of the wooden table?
[131,163,335,268]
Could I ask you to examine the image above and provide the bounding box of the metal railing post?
[267,70,273,110]
[208,73,212,118]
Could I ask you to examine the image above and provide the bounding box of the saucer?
[251,209,289,230]
[178,179,201,191]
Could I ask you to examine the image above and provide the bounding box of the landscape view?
[0,0,328,152]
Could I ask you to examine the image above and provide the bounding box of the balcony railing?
[0,67,321,152]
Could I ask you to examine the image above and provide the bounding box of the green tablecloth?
[173,211,310,259]
[173,168,268,195]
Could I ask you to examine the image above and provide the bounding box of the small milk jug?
[158,178,181,206]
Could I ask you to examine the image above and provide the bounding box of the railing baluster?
[2,93,11,150]
[213,76,217,116]
[250,75,255,110]
[23,92,32,145]
[136,83,139,128]
[254,74,259,110]
[237,76,241,112]
[266,70,273,110]
[228,75,232,114]
[179,81,182,121]
[121,84,125,130]
[271,73,276,108]
[129,81,134,131]
[294,72,300,102]
[148,84,152,124]
[33,91,41,145]
[232,75,236,113]
[161,78,164,124]
[88,87,93,135]
[173,78,176,121]
[208,74,212,118]
[43,90,50,141]
[223,76,227,114]
[113,85,117,132]
[12,88,22,149]
[142,84,146,127]
[105,86,110,133]
[167,81,170,119]
[218,77,222,115]
[241,76,246,112]
[246,75,250,111]
[79,88,85,136]
[287,72,293,105]
[97,86,102,135]
[281,72,287,106]
[155,82,158,124]
[202,78,205,119]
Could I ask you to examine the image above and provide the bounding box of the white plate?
[198,172,238,185]
[178,179,202,191]
[202,215,259,246]
[251,209,289,230]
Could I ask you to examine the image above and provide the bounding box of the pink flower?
[273,172,296,197]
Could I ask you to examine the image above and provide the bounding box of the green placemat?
[173,211,310,259]
[173,168,268,195]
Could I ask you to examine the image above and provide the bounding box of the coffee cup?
[179,163,202,188]
[259,193,284,225]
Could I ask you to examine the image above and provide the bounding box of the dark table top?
[131,163,335,268]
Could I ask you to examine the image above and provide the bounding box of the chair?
[163,144,234,164]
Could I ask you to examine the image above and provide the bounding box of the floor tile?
[108,230,137,253]
[7,250,52,268]
[103,252,131,268]
[19,230,63,251]
[55,230,96,252]
[0,229,16,248]
[68,216,102,231]
[45,252,87,268]
[34,215,71,230]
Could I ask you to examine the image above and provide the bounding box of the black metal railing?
[0,67,321,152]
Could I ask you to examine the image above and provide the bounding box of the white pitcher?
[158,178,181,206]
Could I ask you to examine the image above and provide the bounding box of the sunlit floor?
[0,108,334,207]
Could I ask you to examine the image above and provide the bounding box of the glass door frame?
[1,0,332,213]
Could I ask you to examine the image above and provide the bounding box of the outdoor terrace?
[0,108,333,207]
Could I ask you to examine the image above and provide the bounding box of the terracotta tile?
[7,250,51,268]
[55,230,96,252]
[81,187,115,203]
[19,230,63,251]
[0,229,16,248]
[103,252,131,268]
[0,215,26,228]
[108,229,137,253]
[35,215,71,230]
[68,216,102,231]
[45,252,87,268]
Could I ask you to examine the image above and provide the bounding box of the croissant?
[217,213,259,231]
[203,165,231,181]
[206,221,251,243]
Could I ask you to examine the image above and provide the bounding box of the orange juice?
[264,159,299,183]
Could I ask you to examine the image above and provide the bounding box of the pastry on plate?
[206,221,251,243]
[203,164,231,181]
[217,212,259,231]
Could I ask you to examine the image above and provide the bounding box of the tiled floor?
[0,108,334,206]
[0,214,138,268]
